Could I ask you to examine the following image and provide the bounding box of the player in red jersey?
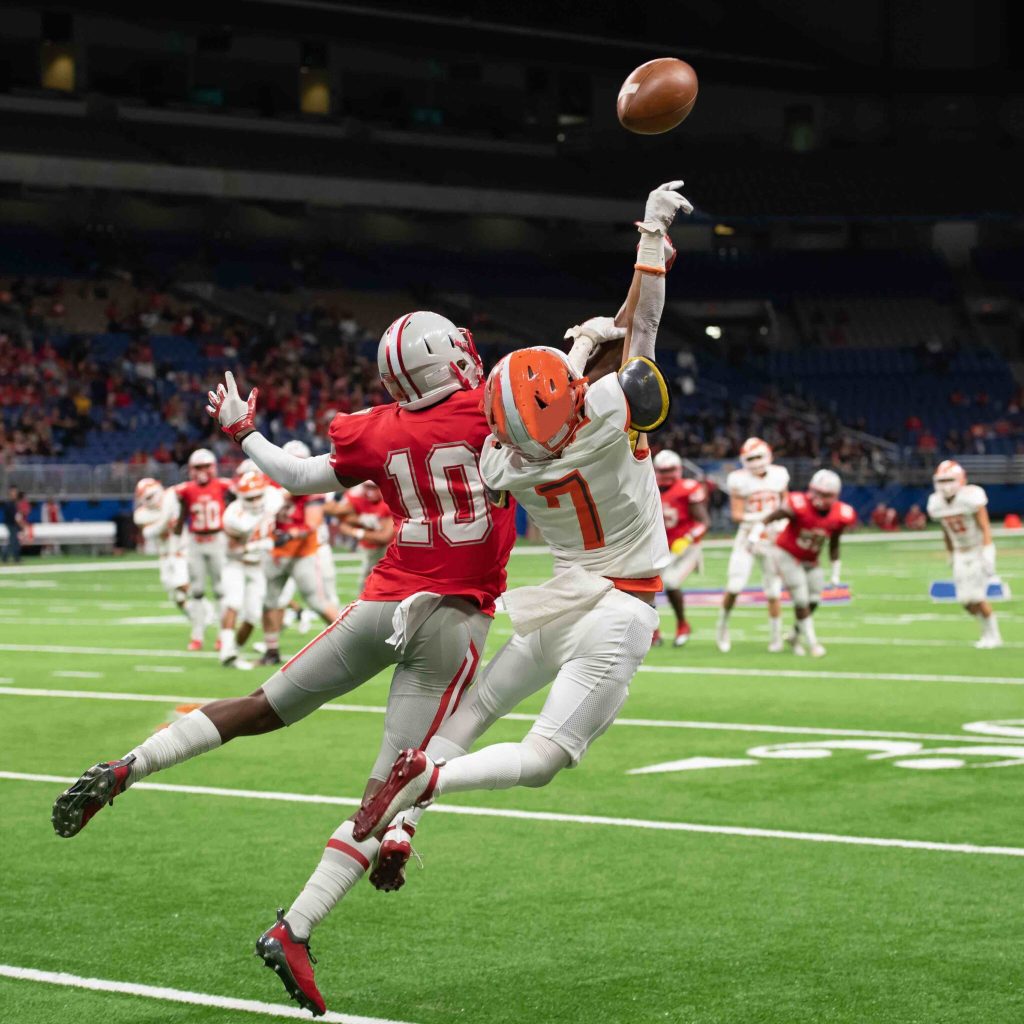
[175,448,235,650]
[652,449,708,647]
[325,480,395,593]
[53,311,515,1018]
[750,469,855,658]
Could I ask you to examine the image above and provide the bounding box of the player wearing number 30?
[927,460,1002,649]
[350,180,691,864]
[52,313,515,1018]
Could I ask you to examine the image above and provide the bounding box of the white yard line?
[0,686,1011,745]
[6,771,1021,857]
[638,665,1024,686]
[51,671,104,679]
[0,643,217,659]
[137,665,186,674]
[0,964,416,1024]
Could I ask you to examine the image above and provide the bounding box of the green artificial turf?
[1,534,1022,1023]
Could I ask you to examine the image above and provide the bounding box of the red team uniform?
[344,486,393,550]
[775,491,856,564]
[661,478,709,550]
[176,477,234,536]
[328,386,516,613]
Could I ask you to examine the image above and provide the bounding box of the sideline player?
[653,450,708,646]
[927,459,1002,648]
[132,477,189,617]
[53,312,517,1018]
[716,438,789,653]
[751,468,854,657]
[176,449,234,650]
[351,181,690,902]
[326,480,395,593]
[219,470,278,668]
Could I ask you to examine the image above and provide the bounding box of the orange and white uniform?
[264,489,339,618]
[222,487,279,625]
[725,463,789,597]
[134,486,188,595]
[927,484,991,604]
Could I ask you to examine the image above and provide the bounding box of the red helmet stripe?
[395,313,423,399]
[384,328,410,403]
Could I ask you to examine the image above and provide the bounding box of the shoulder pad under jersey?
[616,356,670,433]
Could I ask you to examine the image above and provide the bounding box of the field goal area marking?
[0,964,417,1024]
[6,771,1023,858]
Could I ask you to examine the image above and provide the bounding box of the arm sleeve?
[241,433,340,495]
[628,272,665,362]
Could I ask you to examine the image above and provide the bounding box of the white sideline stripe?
[638,665,1024,686]
[136,665,186,674]
[52,671,104,679]
[0,686,1011,745]
[8,771,1022,858]
[3,642,1022,687]
[0,964,416,1024]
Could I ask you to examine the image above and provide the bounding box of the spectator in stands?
[2,486,26,563]
[904,504,927,530]
[870,502,900,532]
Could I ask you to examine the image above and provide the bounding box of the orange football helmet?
[483,347,587,461]
[933,459,966,499]
[739,437,772,474]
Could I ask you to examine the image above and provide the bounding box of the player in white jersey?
[219,471,281,667]
[350,179,691,848]
[716,437,790,653]
[926,460,1002,648]
[132,478,188,615]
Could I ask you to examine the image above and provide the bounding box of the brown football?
[617,57,698,135]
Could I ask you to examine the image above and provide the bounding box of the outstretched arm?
[206,371,342,494]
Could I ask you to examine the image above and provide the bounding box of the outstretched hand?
[638,180,693,235]
[206,370,260,444]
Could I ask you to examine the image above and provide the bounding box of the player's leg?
[352,591,658,840]
[159,556,189,617]
[773,550,810,653]
[718,542,752,652]
[185,538,207,649]
[802,565,826,657]
[358,547,384,594]
[669,544,701,646]
[293,553,340,624]
[236,563,264,651]
[761,556,785,652]
[956,551,1001,647]
[260,557,289,664]
[219,561,244,665]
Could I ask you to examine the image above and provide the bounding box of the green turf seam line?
[0,964,416,1024]
[8,772,1023,857]
[0,686,1014,745]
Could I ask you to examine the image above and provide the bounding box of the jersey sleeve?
[962,485,988,512]
[584,374,629,431]
[777,465,791,489]
[926,493,941,519]
[787,491,808,515]
[839,503,857,527]
[328,411,378,481]
[688,482,707,504]
[725,470,744,497]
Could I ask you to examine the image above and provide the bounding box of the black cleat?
[259,649,282,666]
[51,754,136,838]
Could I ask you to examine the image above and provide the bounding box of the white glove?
[637,181,694,235]
[564,316,625,374]
[206,370,259,444]
[830,560,842,587]
[982,543,996,576]
[746,521,766,553]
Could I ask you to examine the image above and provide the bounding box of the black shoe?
[259,649,282,666]
[52,754,136,838]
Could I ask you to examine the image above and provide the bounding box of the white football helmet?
[134,477,163,509]
[235,458,257,477]
[653,449,683,485]
[933,459,966,499]
[378,311,484,411]
[739,437,772,475]
[808,468,842,510]
[282,440,312,459]
[188,448,216,482]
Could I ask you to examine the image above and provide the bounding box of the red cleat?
[255,909,326,1017]
[673,622,691,647]
[51,754,136,838]
[214,639,222,652]
[651,629,663,648]
[370,821,416,892]
[351,749,440,842]
[187,639,203,652]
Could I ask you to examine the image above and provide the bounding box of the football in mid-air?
[616,57,698,134]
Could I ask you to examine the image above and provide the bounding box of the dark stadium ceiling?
[51,0,1021,92]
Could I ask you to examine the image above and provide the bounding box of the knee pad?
[518,734,570,788]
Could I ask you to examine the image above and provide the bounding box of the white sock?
[437,743,524,795]
[985,613,1001,642]
[285,821,380,940]
[173,591,188,616]
[797,615,819,647]
[718,606,731,625]
[264,632,280,652]
[188,598,206,642]
[769,616,782,644]
[126,709,221,783]
[219,628,236,662]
